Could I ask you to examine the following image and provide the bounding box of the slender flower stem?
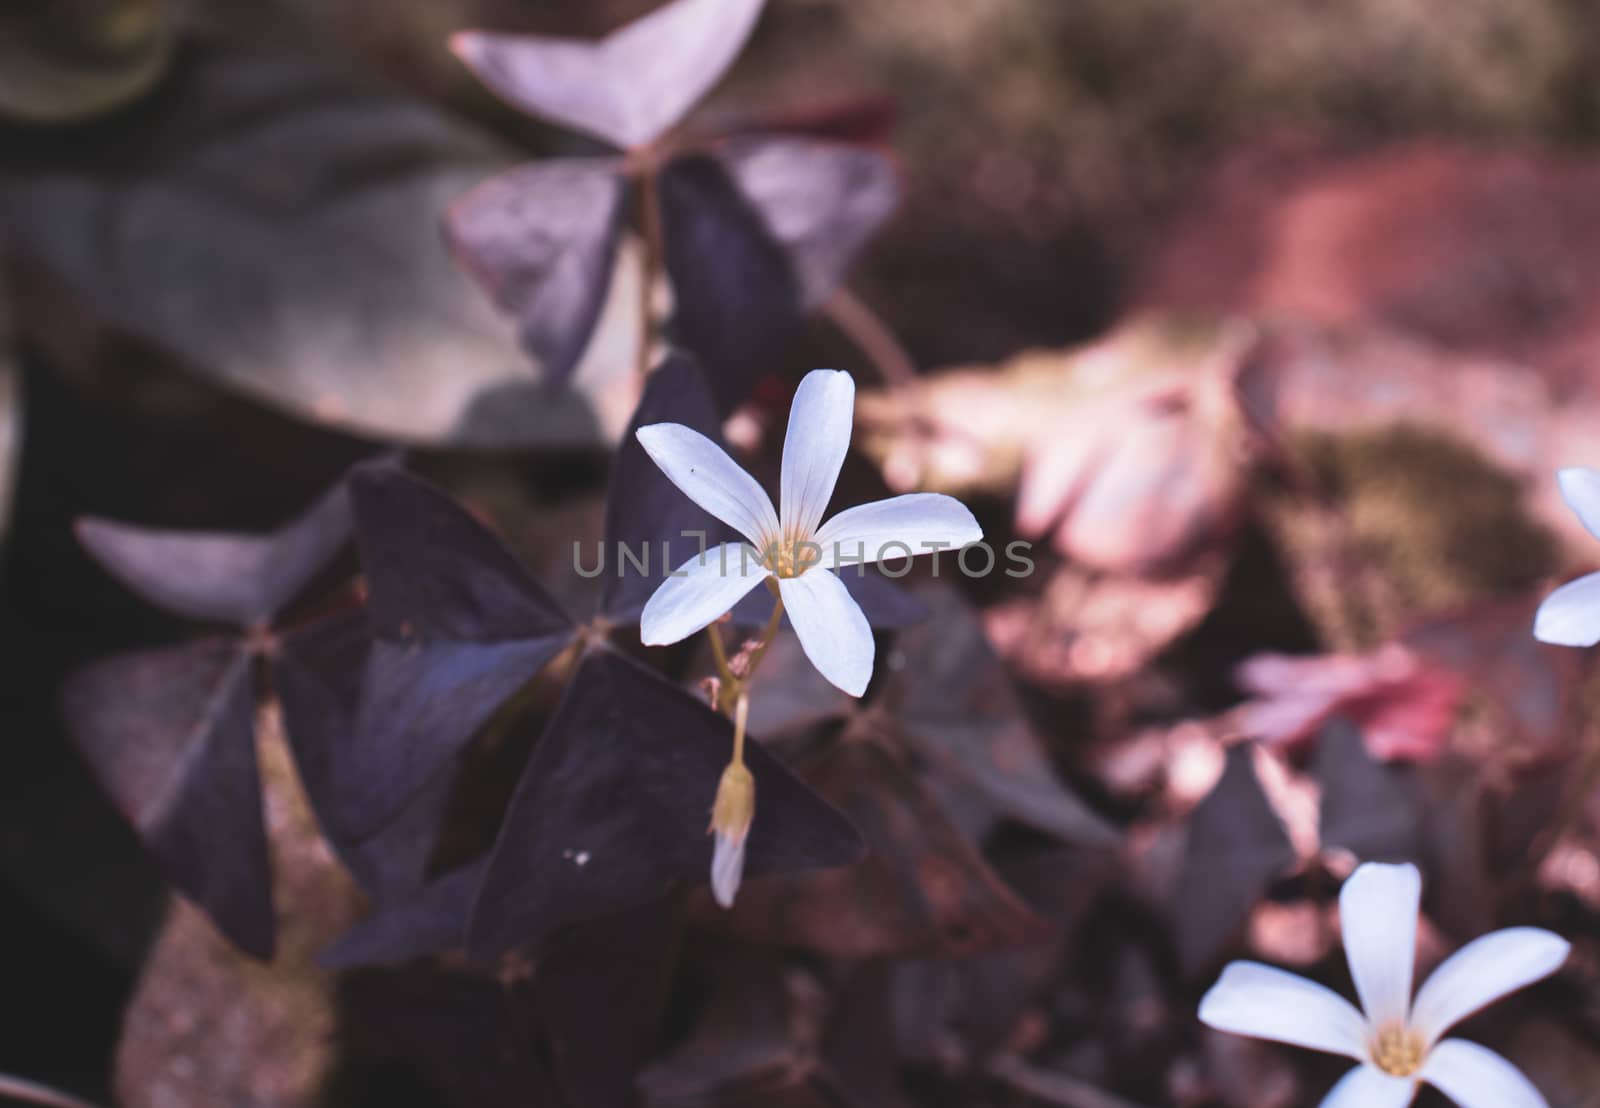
[706,620,734,688]
[741,594,786,687]
[704,595,786,715]
[731,690,750,767]
[823,287,916,386]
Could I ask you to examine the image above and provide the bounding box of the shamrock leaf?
[450,0,768,151]
[1315,717,1424,864]
[341,463,577,839]
[467,648,863,958]
[75,479,350,627]
[443,159,630,388]
[709,732,1050,958]
[1176,743,1296,976]
[62,638,272,958]
[2,40,638,447]
[721,136,901,310]
[64,472,368,957]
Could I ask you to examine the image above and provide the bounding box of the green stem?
[731,690,750,767]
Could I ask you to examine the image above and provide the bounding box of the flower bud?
[708,761,755,908]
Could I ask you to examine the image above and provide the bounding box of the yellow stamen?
[1370,1024,1425,1078]
[764,536,820,579]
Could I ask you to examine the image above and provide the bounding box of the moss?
[1262,424,1560,645]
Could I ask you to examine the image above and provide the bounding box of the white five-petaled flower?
[1535,466,1600,647]
[636,368,983,696]
[1200,862,1568,1108]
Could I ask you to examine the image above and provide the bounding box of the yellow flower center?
[764,536,820,579]
[1371,1024,1425,1078]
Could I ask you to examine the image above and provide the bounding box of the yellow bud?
[709,761,755,841]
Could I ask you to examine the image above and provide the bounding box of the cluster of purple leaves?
[63,357,907,963]
[58,0,914,965]
[444,0,899,410]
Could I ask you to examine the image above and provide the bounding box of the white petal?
[639,543,771,645]
[1340,862,1421,1030]
[1557,467,1600,542]
[1420,1039,1549,1108]
[1317,1064,1418,1108]
[1533,571,1600,647]
[780,369,855,540]
[1410,928,1569,1046]
[777,568,873,697]
[710,829,748,908]
[636,423,779,547]
[813,493,984,569]
[1198,962,1368,1061]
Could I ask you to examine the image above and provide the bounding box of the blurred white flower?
[636,368,982,696]
[1200,862,1568,1108]
[1535,467,1600,647]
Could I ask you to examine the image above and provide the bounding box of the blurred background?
[5,1,1600,1105]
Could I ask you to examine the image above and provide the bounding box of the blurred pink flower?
[1234,644,1465,762]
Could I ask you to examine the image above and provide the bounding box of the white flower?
[636,368,983,696]
[1200,862,1568,1107]
[1536,467,1600,647]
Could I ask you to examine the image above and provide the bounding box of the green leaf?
[1,40,643,447]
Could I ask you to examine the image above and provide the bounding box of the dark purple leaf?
[1315,716,1423,863]
[75,480,351,627]
[445,159,628,387]
[713,734,1051,958]
[1176,743,1295,976]
[889,584,1118,845]
[659,152,802,412]
[343,464,575,838]
[537,903,679,1108]
[721,137,900,309]
[450,0,767,150]
[61,638,274,959]
[319,860,487,970]
[599,351,738,623]
[467,648,862,957]
[274,609,454,899]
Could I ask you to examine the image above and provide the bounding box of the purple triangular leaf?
[659,152,802,412]
[451,0,767,150]
[274,608,454,899]
[598,351,739,623]
[445,159,628,387]
[318,859,487,969]
[1176,743,1295,976]
[889,584,1118,846]
[75,480,351,627]
[721,136,900,309]
[1315,716,1423,864]
[343,465,575,838]
[351,464,574,642]
[61,638,275,959]
[466,648,862,958]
